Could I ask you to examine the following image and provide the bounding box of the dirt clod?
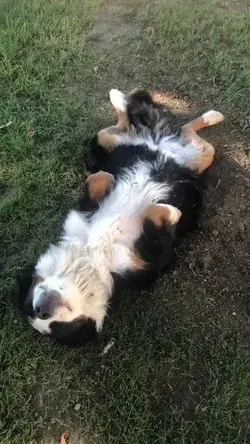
[74,403,81,411]
[198,253,212,272]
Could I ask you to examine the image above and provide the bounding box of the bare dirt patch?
[217,0,250,13]
[89,0,150,54]
[159,123,250,339]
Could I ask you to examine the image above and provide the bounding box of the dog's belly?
[89,162,170,242]
[111,243,135,273]
[110,215,142,273]
[87,161,172,274]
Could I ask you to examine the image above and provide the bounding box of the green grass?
[1,0,250,443]
[94,0,250,127]
[152,0,250,127]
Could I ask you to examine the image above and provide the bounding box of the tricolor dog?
[19,89,224,345]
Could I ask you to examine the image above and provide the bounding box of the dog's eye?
[59,286,64,291]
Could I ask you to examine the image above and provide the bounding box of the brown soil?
[90,0,153,49]
[156,122,250,339]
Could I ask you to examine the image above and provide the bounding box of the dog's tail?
[126,89,174,137]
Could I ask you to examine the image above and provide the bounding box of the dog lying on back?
[19,89,224,346]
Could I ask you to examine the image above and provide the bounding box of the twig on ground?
[99,338,115,356]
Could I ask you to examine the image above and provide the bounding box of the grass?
[94,0,250,128]
[1,0,250,443]
[152,0,250,128]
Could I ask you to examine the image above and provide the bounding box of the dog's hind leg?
[141,203,182,227]
[132,204,182,271]
[97,89,131,152]
[180,110,224,174]
[109,89,128,126]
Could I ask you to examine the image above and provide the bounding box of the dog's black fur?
[18,90,204,347]
[84,91,203,296]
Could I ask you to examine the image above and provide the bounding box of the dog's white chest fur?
[88,163,170,271]
[109,214,142,272]
[64,162,170,273]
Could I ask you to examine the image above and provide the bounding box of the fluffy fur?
[18,88,224,346]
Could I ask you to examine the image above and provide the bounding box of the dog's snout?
[34,305,50,320]
[34,289,61,320]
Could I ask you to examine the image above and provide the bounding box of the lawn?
[1,0,250,443]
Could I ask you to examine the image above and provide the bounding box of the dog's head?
[18,244,112,346]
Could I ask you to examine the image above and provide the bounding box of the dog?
[18,88,224,346]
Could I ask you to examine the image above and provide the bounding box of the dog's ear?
[50,316,98,347]
[16,264,35,309]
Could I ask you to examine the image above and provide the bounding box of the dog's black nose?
[35,305,50,320]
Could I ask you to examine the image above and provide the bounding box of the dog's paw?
[156,203,182,225]
[202,110,224,126]
[109,89,126,112]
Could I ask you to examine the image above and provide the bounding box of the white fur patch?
[202,110,224,126]
[63,210,89,242]
[109,88,126,111]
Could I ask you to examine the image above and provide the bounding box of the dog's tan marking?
[97,128,119,152]
[86,171,114,202]
[132,203,182,271]
[132,252,147,271]
[180,110,224,174]
[141,204,182,227]
[97,121,133,152]
[97,116,130,151]
[182,132,215,174]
